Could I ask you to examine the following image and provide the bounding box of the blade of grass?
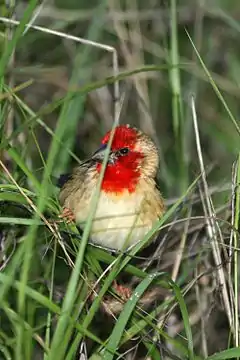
[3,301,49,355]
[190,95,232,329]
[102,272,170,360]
[6,146,41,192]
[52,1,107,175]
[47,94,125,360]
[1,64,172,152]
[0,191,31,205]
[0,217,42,226]
[43,238,57,360]
[169,0,187,192]
[0,3,49,358]
[0,79,34,101]
[233,154,240,348]
[168,277,194,360]
[186,30,240,136]
[207,347,240,360]
[0,272,104,346]
[0,1,38,80]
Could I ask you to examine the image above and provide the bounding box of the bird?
[58,124,165,252]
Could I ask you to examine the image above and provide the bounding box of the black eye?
[119,147,129,155]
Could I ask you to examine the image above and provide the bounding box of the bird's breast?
[74,189,157,250]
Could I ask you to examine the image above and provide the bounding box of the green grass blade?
[0,217,42,226]
[7,146,41,192]
[0,0,38,79]
[233,154,240,348]
[168,278,194,360]
[169,0,187,192]
[53,1,107,176]
[186,30,240,136]
[102,272,167,360]
[47,60,119,360]
[0,272,104,346]
[207,347,240,360]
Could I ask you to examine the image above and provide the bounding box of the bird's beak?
[92,144,116,164]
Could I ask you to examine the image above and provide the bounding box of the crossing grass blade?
[102,272,194,360]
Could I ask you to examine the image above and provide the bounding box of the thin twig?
[190,95,232,329]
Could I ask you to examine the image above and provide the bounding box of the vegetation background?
[0,0,239,359]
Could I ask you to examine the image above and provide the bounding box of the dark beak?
[92,144,116,164]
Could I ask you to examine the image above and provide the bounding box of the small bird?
[58,124,165,251]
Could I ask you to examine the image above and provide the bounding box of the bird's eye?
[119,147,129,156]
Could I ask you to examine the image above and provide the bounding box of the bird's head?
[91,125,159,194]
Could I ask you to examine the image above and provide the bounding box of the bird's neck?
[96,163,141,194]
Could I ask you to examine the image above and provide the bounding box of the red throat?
[96,125,143,194]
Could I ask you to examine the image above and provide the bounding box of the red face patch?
[96,125,144,194]
[101,125,138,152]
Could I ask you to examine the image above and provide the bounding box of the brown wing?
[57,173,72,188]
[59,163,92,206]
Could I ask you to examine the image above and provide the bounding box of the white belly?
[75,191,152,250]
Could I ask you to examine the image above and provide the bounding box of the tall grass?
[0,1,239,360]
